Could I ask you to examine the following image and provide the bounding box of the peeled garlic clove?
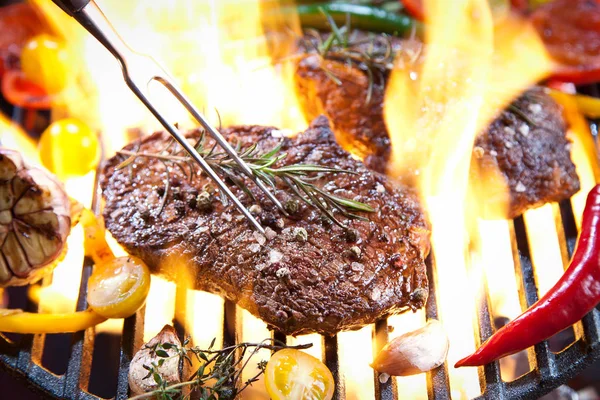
[129,325,182,396]
[372,320,449,376]
[0,148,71,287]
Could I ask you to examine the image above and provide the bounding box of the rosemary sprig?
[116,132,375,228]
[129,338,312,400]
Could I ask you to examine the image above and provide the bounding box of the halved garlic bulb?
[0,148,71,286]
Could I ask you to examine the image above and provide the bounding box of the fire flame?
[384,0,551,396]
[34,0,306,155]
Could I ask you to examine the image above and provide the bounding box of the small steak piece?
[100,117,430,336]
[295,37,580,218]
[472,89,580,218]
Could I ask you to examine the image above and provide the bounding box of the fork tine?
[154,77,288,215]
[125,78,266,234]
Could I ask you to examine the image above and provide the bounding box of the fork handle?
[51,0,91,16]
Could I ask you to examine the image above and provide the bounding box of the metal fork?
[51,0,286,234]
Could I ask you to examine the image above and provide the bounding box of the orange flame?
[384,0,552,396]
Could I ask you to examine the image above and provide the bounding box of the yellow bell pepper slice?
[0,309,106,334]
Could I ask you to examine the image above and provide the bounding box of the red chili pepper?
[456,184,600,367]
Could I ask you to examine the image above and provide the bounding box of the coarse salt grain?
[249,243,261,253]
[270,250,283,263]
[503,127,516,136]
[253,231,266,245]
[265,227,277,240]
[221,213,232,222]
[515,181,526,192]
[371,287,381,301]
[351,262,364,272]
[519,124,530,136]
[528,103,542,114]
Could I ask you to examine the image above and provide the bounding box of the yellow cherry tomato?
[39,118,100,179]
[20,34,70,94]
[265,349,335,400]
[87,256,151,319]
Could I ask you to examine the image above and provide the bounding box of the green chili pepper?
[296,3,417,35]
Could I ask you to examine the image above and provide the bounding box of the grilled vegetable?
[82,209,149,319]
[456,184,600,367]
[265,348,335,400]
[372,320,449,376]
[0,148,71,287]
[0,309,105,334]
[39,118,100,179]
[128,325,181,396]
[297,3,416,35]
[21,34,70,94]
[87,256,150,319]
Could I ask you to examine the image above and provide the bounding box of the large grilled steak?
[100,117,430,336]
[295,36,580,218]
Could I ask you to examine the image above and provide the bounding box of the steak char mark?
[100,117,430,336]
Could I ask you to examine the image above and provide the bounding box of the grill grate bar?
[223,301,238,349]
[373,319,398,400]
[323,335,345,400]
[424,253,451,400]
[473,268,505,398]
[511,217,558,376]
[63,259,95,397]
[115,309,145,399]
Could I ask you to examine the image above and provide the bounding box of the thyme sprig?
[116,131,374,228]
[129,338,312,400]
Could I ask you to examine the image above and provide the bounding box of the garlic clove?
[371,320,449,376]
[0,150,21,180]
[128,324,182,396]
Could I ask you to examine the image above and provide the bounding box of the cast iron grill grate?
[1,96,600,400]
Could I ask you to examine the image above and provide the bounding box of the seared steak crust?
[295,42,580,218]
[100,117,429,336]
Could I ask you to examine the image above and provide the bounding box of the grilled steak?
[100,117,430,336]
[295,36,580,218]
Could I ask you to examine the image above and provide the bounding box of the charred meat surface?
[100,117,430,336]
[295,34,580,218]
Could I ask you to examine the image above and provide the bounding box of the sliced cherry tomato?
[21,34,70,94]
[531,0,600,84]
[39,118,100,179]
[265,349,335,400]
[1,69,51,109]
[87,256,151,319]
